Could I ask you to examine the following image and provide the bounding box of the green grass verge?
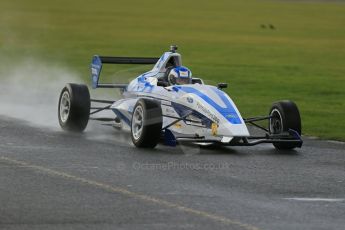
[1,0,344,140]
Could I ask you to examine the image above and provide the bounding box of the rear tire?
[131,99,162,148]
[58,83,90,132]
[269,100,301,150]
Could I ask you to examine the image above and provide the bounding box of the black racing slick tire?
[269,100,302,150]
[131,99,163,148]
[58,83,90,132]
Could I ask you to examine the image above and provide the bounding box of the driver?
[167,66,192,85]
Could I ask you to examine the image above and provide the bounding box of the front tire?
[269,100,301,150]
[58,83,90,132]
[131,99,162,148]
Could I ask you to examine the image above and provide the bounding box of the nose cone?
[217,120,250,137]
[177,85,250,137]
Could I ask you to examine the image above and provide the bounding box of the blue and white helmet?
[168,66,192,85]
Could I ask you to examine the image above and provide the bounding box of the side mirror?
[192,77,204,84]
[217,83,228,90]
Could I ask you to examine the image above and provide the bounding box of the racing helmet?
[168,66,192,85]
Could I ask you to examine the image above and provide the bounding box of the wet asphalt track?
[0,116,344,230]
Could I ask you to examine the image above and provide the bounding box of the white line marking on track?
[284,198,345,202]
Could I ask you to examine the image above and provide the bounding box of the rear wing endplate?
[91,55,159,89]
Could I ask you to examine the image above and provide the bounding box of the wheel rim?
[59,91,71,123]
[132,105,144,140]
[270,109,283,134]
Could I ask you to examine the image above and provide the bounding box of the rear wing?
[91,55,159,89]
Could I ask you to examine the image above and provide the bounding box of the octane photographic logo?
[108,156,232,172]
[132,161,231,171]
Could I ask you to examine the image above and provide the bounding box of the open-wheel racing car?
[58,45,302,150]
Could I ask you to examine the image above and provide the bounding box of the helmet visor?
[176,77,191,85]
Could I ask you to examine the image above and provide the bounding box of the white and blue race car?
[58,46,302,150]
